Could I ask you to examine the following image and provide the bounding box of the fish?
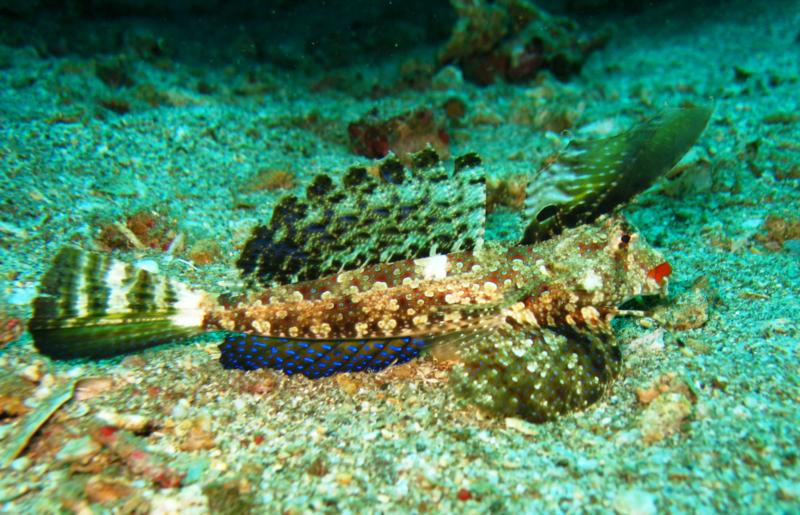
[27,106,711,422]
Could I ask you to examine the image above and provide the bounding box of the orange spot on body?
[647,261,672,285]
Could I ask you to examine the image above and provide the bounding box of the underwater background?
[1,0,799,512]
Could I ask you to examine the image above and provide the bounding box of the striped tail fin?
[29,247,210,359]
[219,333,431,379]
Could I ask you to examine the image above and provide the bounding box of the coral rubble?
[438,0,610,85]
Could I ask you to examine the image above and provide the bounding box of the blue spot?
[298,342,309,348]
[348,345,359,353]
[304,357,314,363]
[321,344,333,350]
[285,349,297,355]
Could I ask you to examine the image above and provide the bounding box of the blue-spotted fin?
[522,105,712,243]
[219,334,431,379]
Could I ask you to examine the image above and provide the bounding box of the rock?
[777,480,800,501]
[21,362,43,383]
[74,377,114,401]
[639,392,692,444]
[431,65,464,91]
[85,476,134,504]
[627,329,665,356]
[0,395,28,419]
[96,410,151,433]
[504,417,539,436]
[347,107,450,164]
[438,0,609,85]
[613,488,657,515]
[150,484,208,515]
[56,436,102,463]
[653,276,711,330]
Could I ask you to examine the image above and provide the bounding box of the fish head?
[601,215,671,301]
[544,214,671,311]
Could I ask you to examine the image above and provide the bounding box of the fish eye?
[616,231,636,251]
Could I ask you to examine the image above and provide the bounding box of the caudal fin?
[29,247,209,359]
[219,333,431,379]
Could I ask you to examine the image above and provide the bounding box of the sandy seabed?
[1,0,799,512]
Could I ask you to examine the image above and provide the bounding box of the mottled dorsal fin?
[521,106,712,244]
[237,148,485,288]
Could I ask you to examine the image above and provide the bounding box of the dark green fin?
[29,247,209,359]
[522,105,712,243]
[237,148,486,288]
[450,327,621,423]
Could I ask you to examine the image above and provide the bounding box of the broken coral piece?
[755,214,800,251]
[0,315,23,349]
[0,379,77,468]
[438,0,609,85]
[92,426,185,488]
[653,276,711,331]
[347,107,450,164]
[486,173,528,213]
[97,210,176,251]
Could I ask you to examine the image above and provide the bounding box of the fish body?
[28,106,709,421]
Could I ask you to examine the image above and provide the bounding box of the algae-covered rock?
[439,0,610,85]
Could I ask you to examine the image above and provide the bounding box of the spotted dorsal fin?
[521,106,712,243]
[237,148,485,288]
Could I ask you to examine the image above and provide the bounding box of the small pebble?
[56,436,101,463]
[85,477,133,504]
[39,374,56,388]
[10,456,30,472]
[613,488,657,515]
[150,484,208,514]
[639,392,692,444]
[777,480,800,501]
[21,363,43,383]
[505,417,538,436]
[96,409,151,433]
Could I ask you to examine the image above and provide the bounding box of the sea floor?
[1,0,799,513]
